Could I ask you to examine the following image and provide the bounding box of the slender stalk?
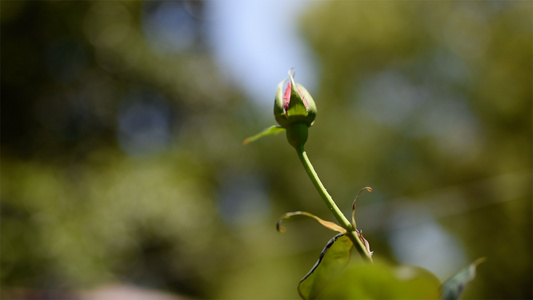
[296,146,373,263]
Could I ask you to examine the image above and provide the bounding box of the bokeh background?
[1,1,531,299]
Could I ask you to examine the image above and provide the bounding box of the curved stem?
[296,146,373,263]
[296,148,350,228]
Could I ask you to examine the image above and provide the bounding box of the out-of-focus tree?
[1,1,264,298]
[297,1,531,298]
[1,0,531,299]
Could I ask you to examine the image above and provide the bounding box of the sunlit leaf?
[298,235,440,299]
[441,258,486,300]
[243,125,285,145]
[276,211,346,234]
[317,259,441,299]
[298,234,353,299]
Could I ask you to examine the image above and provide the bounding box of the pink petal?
[283,81,291,111]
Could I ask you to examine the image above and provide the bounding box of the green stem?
[296,146,373,263]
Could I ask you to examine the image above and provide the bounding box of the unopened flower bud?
[243,69,317,149]
[274,70,317,128]
[274,69,317,149]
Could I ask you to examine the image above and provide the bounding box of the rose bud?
[274,69,317,149]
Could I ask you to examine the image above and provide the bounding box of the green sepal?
[286,72,309,119]
[274,79,289,127]
[286,123,309,150]
[243,125,285,145]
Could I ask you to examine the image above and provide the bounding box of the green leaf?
[299,236,441,300]
[277,211,346,234]
[298,234,353,299]
[243,125,285,145]
[441,258,486,300]
[319,260,441,299]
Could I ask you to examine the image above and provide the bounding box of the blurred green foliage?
[1,0,531,299]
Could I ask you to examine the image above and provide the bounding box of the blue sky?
[205,0,318,109]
